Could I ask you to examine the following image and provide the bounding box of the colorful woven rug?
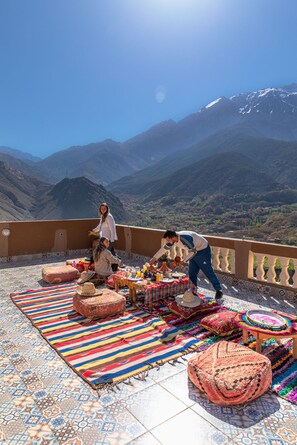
[10,284,203,388]
[10,284,297,404]
[149,301,297,405]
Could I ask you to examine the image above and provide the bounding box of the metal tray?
[246,309,287,330]
[172,273,186,279]
[160,278,175,284]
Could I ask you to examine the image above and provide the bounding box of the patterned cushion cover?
[167,300,220,320]
[200,310,239,336]
[188,341,272,405]
[42,265,79,284]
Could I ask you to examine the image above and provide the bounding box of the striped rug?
[10,284,202,388]
[10,284,297,403]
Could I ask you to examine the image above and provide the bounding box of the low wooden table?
[113,272,190,307]
[241,328,297,359]
[234,311,297,359]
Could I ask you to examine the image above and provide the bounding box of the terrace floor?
[1,253,297,445]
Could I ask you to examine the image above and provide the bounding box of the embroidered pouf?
[42,265,79,284]
[187,340,272,405]
[73,288,126,320]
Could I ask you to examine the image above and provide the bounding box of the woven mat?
[10,284,297,404]
[10,284,202,388]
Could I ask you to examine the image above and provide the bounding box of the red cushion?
[200,310,239,336]
[167,300,220,320]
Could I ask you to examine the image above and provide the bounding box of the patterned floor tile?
[191,390,281,439]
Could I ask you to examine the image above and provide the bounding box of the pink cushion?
[167,300,220,320]
[200,310,239,336]
[188,341,272,405]
[73,289,126,320]
[42,265,79,284]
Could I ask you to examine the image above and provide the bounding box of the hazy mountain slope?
[2,83,297,188]
[30,84,297,186]
[0,161,51,220]
[143,152,279,202]
[36,139,147,185]
[31,177,127,221]
[0,146,41,162]
[109,129,297,195]
[0,152,51,182]
[0,162,126,221]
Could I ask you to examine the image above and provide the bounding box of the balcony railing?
[0,220,296,291]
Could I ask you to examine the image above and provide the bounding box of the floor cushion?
[73,288,126,319]
[42,265,79,284]
[200,310,239,336]
[188,340,272,405]
[66,258,83,266]
[167,300,220,320]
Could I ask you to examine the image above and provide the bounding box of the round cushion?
[188,340,272,405]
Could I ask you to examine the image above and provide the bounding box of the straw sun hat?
[76,282,102,297]
[175,290,202,308]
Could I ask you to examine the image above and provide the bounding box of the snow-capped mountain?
[2,84,297,187]
[233,86,297,116]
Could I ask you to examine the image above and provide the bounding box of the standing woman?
[92,203,118,255]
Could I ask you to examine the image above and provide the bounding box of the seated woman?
[93,237,122,278]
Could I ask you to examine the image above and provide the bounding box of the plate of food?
[160,278,175,284]
[172,272,186,279]
[127,277,141,282]
[246,310,287,330]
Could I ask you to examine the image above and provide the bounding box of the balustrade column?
[266,255,276,284]
[220,248,229,273]
[278,257,290,287]
[211,247,220,270]
[254,253,265,281]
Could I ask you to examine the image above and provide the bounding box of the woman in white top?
[93,237,122,277]
[93,202,118,254]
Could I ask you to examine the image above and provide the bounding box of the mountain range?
[1,83,297,225]
[0,161,126,221]
[1,83,297,186]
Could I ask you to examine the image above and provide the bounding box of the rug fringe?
[134,371,148,381]
[123,378,133,386]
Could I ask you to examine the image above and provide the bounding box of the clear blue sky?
[0,0,296,158]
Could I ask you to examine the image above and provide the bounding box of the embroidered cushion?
[42,265,79,284]
[167,300,220,320]
[188,340,272,405]
[200,310,239,336]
